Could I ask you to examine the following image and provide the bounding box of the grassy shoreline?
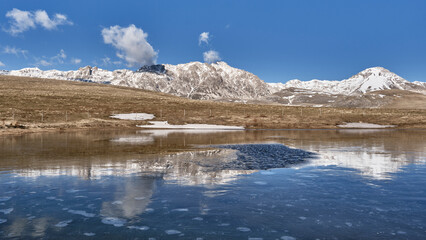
[1,75,425,136]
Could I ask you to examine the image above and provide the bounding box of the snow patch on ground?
[337,122,395,128]
[110,113,155,121]
[137,121,244,130]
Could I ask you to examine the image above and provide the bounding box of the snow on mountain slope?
[7,62,271,100]
[269,67,424,95]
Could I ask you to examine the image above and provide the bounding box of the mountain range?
[1,62,425,108]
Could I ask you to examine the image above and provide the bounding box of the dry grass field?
[1,75,425,135]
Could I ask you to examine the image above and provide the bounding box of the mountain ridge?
[2,63,425,105]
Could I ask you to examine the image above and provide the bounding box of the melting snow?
[337,123,395,128]
[138,121,244,130]
[110,113,155,121]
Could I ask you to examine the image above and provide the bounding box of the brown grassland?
[0,75,425,135]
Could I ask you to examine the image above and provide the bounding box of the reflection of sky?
[286,141,426,180]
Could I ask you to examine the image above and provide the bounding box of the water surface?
[0,129,425,239]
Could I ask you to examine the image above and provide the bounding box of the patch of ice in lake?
[0,208,13,214]
[397,231,407,235]
[254,181,267,185]
[27,216,36,220]
[75,196,87,198]
[0,197,11,202]
[128,226,150,231]
[145,208,154,213]
[46,197,64,201]
[101,217,127,227]
[68,210,95,218]
[0,219,7,224]
[192,217,203,221]
[298,216,306,220]
[281,236,296,240]
[84,233,96,236]
[165,229,181,235]
[345,222,353,227]
[260,171,275,175]
[112,201,123,205]
[218,223,230,227]
[134,197,146,200]
[172,208,188,212]
[111,113,155,121]
[55,220,72,228]
[66,189,81,193]
[248,238,263,240]
[236,227,251,232]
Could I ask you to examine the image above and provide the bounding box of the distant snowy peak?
[270,67,425,95]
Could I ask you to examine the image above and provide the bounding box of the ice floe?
[171,208,189,212]
[84,232,96,236]
[68,210,95,217]
[55,220,73,228]
[128,226,150,231]
[101,217,127,227]
[0,208,13,214]
[236,227,251,232]
[0,219,7,224]
[165,229,181,235]
[110,113,155,121]
[0,197,11,202]
[281,236,296,240]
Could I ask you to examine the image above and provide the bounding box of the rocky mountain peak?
[136,64,166,74]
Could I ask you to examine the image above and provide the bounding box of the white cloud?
[34,49,67,66]
[3,46,28,58]
[100,57,122,66]
[34,10,72,30]
[71,58,81,64]
[203,50,221,63]
[37,60,51,66]
[0,61,5,67]
[102,24,157,67]
[5,8,72,35]
[5,8,36,35]
[51,49,67,63]
[199,32,210,45]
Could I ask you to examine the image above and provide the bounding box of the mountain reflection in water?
[0,129,425,239]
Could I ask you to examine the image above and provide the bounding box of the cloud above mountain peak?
[102,24,158,67]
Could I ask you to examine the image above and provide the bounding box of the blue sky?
[0,0,425,83]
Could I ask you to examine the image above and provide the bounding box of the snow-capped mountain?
[3,63,425,107]
[6,61,271,100]
[269,67,425,95]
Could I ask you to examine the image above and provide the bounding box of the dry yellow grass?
[1,75,425,134]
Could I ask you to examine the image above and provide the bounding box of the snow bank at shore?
[337,122,395,128]
[110,113,155,121]
[137,121,244,130]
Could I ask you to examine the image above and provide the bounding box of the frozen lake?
[0,129,425,239]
